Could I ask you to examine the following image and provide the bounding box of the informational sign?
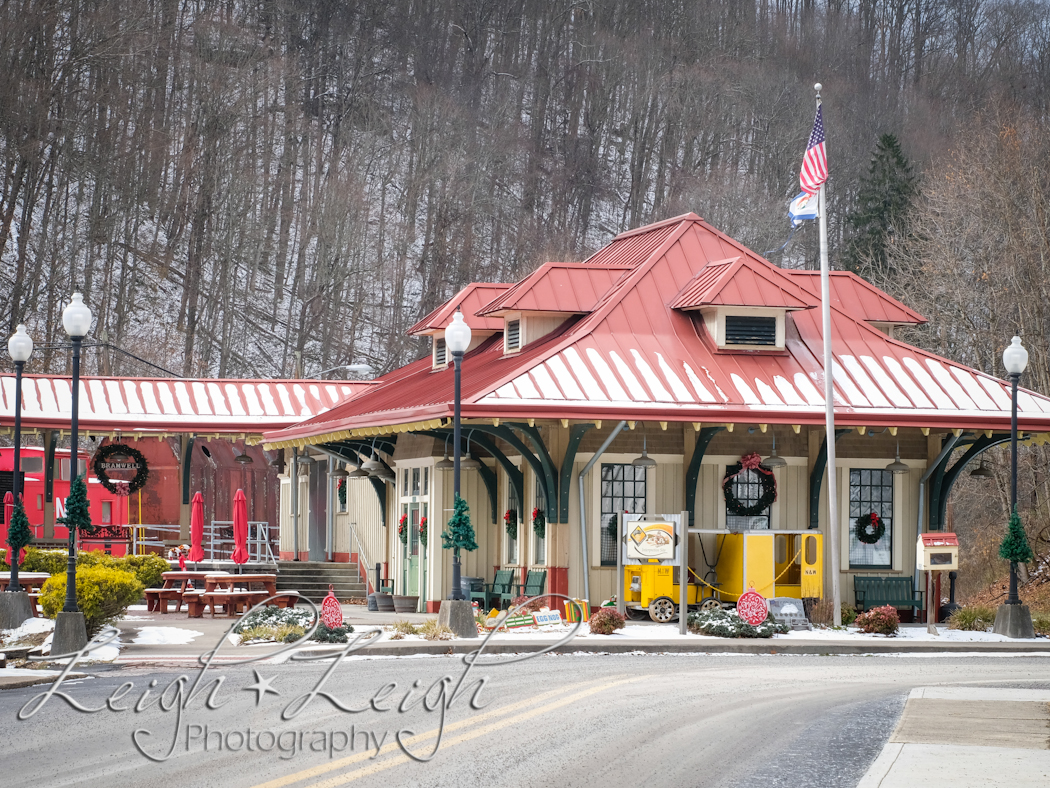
[532,610,562,627]
[624,521,675,561]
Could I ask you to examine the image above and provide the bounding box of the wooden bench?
[144,588,163,612]
[853,576,923,613]
[28,592,40,617]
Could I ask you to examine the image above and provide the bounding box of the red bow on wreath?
[725,451,775,481]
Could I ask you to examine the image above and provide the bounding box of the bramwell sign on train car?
[625,522,675,561]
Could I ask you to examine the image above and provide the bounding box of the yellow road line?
[251,676,636,788]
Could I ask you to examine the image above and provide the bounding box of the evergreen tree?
[999,508,1034,564]
[58,476,96,535]
[844,134,920,277]
[7,499,33,553]
[441,494,478,553]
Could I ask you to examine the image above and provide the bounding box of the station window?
[725,466,771,531]
[507,484,519,565]
[58,458,88,481]
[20,456,43,473]
[101,501,112,525]
[600,464,647,566]
[849,469,893,569]
[534,477,546,565]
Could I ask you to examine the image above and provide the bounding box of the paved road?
[3,652,1047,787]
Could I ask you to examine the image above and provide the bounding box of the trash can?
[461,576,483,602]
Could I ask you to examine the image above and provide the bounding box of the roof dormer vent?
[725,315,777,346]
[505,319,521,352]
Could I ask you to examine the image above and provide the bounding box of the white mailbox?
[916,532,959,571]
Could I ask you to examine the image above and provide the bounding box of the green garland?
[419,516,428,549]
[504,508,517,540]
[337,477,346,506]
[855,511,885,544]
[532,507,545,539]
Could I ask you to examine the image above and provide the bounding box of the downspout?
[914,433,962,596]
[326,455,335,562]
[578,420,627,603]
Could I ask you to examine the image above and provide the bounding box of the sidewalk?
[858,687,1050,787]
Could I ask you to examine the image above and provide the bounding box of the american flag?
[799,105,827,196]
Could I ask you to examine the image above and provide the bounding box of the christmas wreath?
[92,443,150,496]
[504,509,517,540]
[397,513,408,544]
[532,507,545,539]
[855,511,885,544]
[722,452,777,516]
[419,516,428,549]
[337,477,346,506]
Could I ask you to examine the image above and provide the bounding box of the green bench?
[853,576,923,613]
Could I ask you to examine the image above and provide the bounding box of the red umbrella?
[231,488,249,569]
[189,492,205,564]
[2,490,12,549]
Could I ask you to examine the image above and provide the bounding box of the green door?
[406,503,421,596]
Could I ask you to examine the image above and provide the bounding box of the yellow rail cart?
[620,519,823,622]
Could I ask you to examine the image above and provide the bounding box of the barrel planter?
[392,594,419,613]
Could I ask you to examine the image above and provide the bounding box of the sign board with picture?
[623,518,676,561]
[532,610,562,627]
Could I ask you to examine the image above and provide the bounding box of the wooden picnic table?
[0,572,53,617]
[147,571,231,614]
[185,573,288,618]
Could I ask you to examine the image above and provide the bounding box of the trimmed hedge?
[40,565,144,636]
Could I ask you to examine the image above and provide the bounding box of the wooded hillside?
[2,0,1048,378]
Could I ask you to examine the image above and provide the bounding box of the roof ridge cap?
[612,212,703,240]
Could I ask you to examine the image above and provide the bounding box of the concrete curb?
[0,672,87,690]
[299,636,1050,659]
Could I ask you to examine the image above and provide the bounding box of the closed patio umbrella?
[231,488,249,571]
[189,491,205,566]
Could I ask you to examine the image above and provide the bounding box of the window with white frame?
[725,466,771,530]
[848,469,893,569]
[600,464,647,566]
[507,482,519,564]
[533,476,546,565]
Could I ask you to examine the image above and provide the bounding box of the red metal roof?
[669,256,818,310]
[407,283,512,336]
[0,376,368,434]
[920,533,959,547]
[789,270,926,325]
[477,263,632,316]
[263,214,1050,446]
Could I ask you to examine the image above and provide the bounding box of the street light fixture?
[444,310,471,601]
[61,293,92,615]
[7,324,33,593]
[1003,335,1028,607]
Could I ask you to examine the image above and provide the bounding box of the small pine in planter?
[312,623,354,643]
[854,605,899,635]
[589,607,626,635]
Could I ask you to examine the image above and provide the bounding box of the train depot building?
[263,213,1050,616]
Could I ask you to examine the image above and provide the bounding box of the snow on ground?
[132,627,203,645]
[1,616,55,644]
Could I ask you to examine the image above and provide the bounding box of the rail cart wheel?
[648,596,678,623]
[698,597,722,613]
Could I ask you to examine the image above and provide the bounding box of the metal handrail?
[349,521,373,592]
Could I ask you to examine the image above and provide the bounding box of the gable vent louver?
[725,315,777,346]
[506,319,521,351]
[434,337,447,366]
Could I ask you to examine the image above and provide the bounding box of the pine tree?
[844,134,920,277]
[58,476,96,535]
[999,508,1034,564]
[441,494,478,552]
[7,499,33,553]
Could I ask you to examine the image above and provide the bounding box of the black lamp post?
[444,310,471,601]
[61,293,92,613]
[7,324,33,592]
[1002,335,1028,606]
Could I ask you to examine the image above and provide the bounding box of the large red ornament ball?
[321,584,343,629]
[736,588,768,626]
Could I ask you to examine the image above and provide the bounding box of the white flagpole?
[815,82,842,627]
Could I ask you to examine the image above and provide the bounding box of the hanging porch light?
[885,441,909,474]
[632,429,656,468]
[763,432,787,469]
